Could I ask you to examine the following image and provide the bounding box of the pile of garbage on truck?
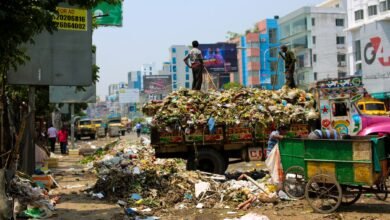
[142,87,318,128]
[88,138,290,216]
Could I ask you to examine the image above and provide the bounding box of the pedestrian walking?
[47,124,57,153]
[184,40,204,90]
[58,125,69,155]
[279,45,296,88]
[136,123,142,138]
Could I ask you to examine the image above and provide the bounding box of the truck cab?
[315,76,390,136]
[76,118,97,140]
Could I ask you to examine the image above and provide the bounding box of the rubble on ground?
[142,87,318,128]
[89,138,285,216]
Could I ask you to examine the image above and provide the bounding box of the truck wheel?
[186,148,227,174]
[76,135,81,140]
[121,131,126,136]
[90,134,96,140]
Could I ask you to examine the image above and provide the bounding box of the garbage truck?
[149,76,390,174]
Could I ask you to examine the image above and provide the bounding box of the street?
[43,133,390,220]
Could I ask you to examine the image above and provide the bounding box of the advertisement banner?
[199,43,238,73]
[360,21,390,94]
[54,7,88,31]
[143,75,172,95]
[93,2,123,26]
[119,89,140,104]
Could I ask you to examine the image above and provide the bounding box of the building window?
[149,72,152,75]
[269,28,278,44]
[338,72,347,78]
[337,54,346,66]
[368,5,378,16]
[172,48,176,53]
[186,74,189,80]
[172,57,176,64]
[172,65,177,72]
[336,19,344,26]
[311,17,315,26]
[355,63,362,75]
[354,40,361,61]
[173,73,177,81]
[149,67,152,71]
[379,1,387,12]
[270,48,278,58]
[185,82,190,88]
[312,36,316,45]
[355,9,364,21]
[173,83,177,89]
[313,54,317,63]
[314,72,318,81]
[336,36,345,45]
[270,61,278,72]
[185,66,189,72]
[388,0,390,10]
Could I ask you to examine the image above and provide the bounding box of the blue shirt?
[268,130,280,148]
[136,124,142,130]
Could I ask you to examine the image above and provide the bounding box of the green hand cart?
[279,137,389,213]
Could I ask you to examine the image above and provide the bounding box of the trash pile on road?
[89,138,289,217]
[142,87,318,128]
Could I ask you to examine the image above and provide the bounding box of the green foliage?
[223,82,243,90]
[132,118,146,124]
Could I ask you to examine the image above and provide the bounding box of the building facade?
[158,62,171,75]
[169,45,191,90]
[258,18,284,90]
[140,63,157,90]
[346,0,390,100]
[279,5,347,88]
[128,71,142,90]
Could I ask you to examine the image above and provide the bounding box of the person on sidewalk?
[279,45,296,89]
[136,123,142,138]
[184,40,204,90]
[58,125,69,155]
[47,124,57,153]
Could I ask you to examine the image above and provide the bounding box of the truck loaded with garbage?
[143,76,390,174]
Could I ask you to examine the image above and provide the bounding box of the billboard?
[143,75,172,95]
[360,21,390,94]
[119,89,140,104]
[7,4,92,86]
[49,85,96,103]
[199,43,238,73]
[93,2,123,26]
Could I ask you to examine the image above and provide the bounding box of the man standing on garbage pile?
[267,125,286,157]
[136,122,142,138]
[279,45,296,89]
[184,40,204,90]
[47,123,57,153]
[307,128,345,139]
[58,125,69,155]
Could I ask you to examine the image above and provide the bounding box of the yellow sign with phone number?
[53,7,87,31]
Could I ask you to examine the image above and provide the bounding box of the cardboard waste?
[89,138,288,216]
[142,87,318,128]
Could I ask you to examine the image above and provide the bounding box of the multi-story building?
[108,83,119,96]
[228,36,247,86]
[279,3,347,88]
[158,62,171,75]
[258,18,284,90]
[345,0,390,101]
[128,71,142,90]
[140,63,157,90]
[169,45,191,90]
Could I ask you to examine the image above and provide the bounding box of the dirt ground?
[46,133,390,220]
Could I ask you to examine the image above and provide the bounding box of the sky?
[93,0,324,97]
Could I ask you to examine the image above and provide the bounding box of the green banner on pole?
[93,2,122,26]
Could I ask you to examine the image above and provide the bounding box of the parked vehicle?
[357,97,388,116]
[76,118,97,140]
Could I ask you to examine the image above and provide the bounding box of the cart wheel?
[284,166,306,199]
[374,177,388,201]
[341,186,362,206]
[305,174,342,214]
